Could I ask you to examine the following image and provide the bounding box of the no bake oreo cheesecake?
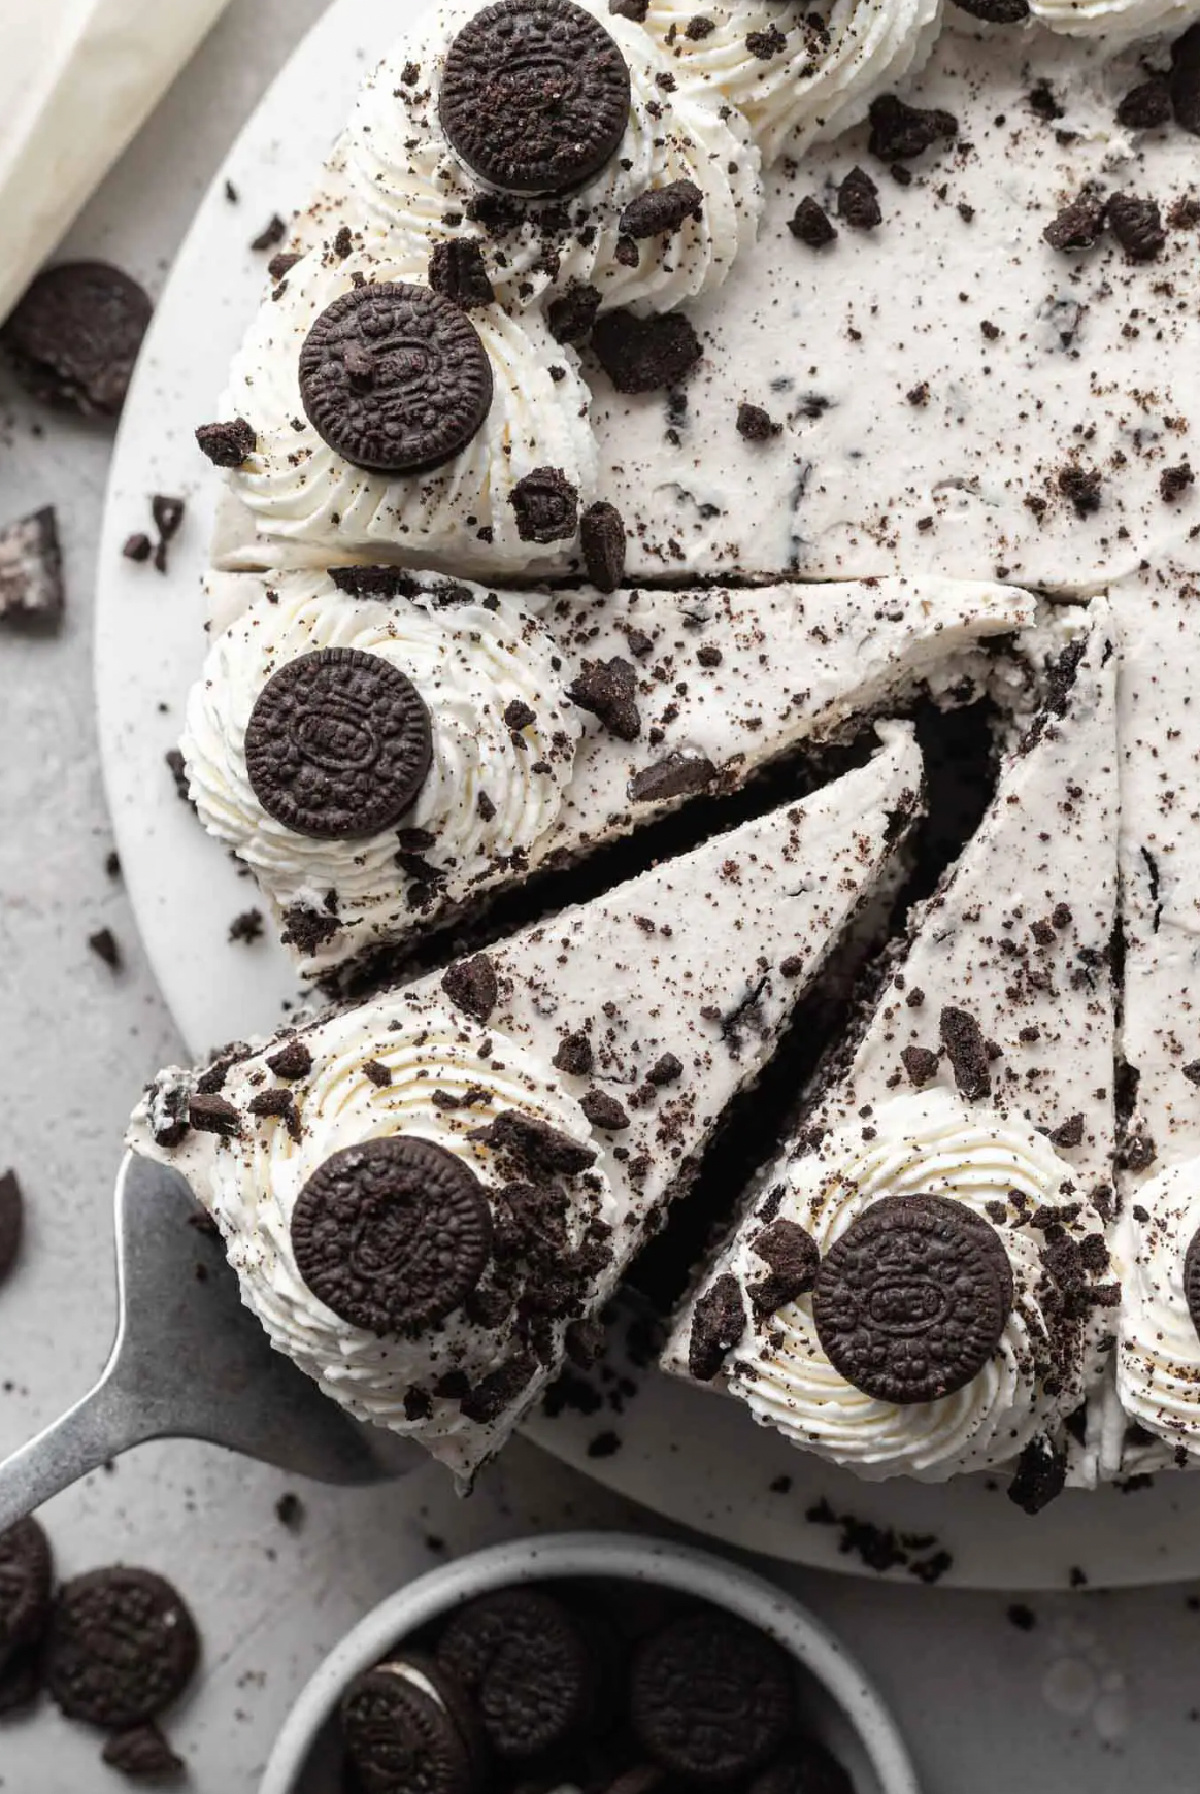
[139,0,1200,1494]
[132,734,921,1476]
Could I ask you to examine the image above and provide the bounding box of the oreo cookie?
[0,1517,52,1663]
[1183,1225,1200,1341]
[244,647,433,840]
[1,262,151,416]
[812,1194,1014,1405]
[630,1612,794,1782]
[440,1,631,196]
[101,1722,185,1780]
[291,1136,493,1337]
[436,1587,594,1759]
[748,1741,855,1794]
[298,283,493,473]
[46,1568,199,1729]
[0,1167,24,1284]
[341,1657,484,1794]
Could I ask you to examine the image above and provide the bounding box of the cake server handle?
[0,1373,147,1534]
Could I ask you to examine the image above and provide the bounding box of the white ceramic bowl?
[260,1531,921,1794]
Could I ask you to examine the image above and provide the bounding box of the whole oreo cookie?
[812,1194,1014,1405]
[439,0,631,195]
[298,283,493,473]
[0,1517,52,1662]
[748,1740,855,1794]
[1183,1225,1200,1340]
[341,1659,484,1794]
[291,1136,493,1337]
[244,647,433,840]
[630,1611,794,1782]
[46,1567,199,1729]
[436,1587,594,1760]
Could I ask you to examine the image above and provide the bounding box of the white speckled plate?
[95,0,1200,1589]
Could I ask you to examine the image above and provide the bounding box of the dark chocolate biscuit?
[580,500,626,591]
[567,656,640,740]
[0,1167,24,1284]
[0,1518,52,1661]
[687,1272,745,1382]
[442,954,499,1023]
[298,282,493,473]
[1184,1225,1200,1341]
[547,281,602,345]
[1116,76,1171,130]
[836,167,881,230]
[470,1110,597,1176]
[101,1722,185,1781]
[195,418,256,467]
[291,1136,492,1336]
[1043,187,1106,252]
[591,309,702,393]
[1,262,151,416]
[341,1661,482,1794]
[436,1587,594,1759]
[46,1568,199,1729]
[750,1219,820,1315]
[1171,21,1200,134]
[938,1005,990,1100]
[629,752,717,803]
[788,197,836,248]
[812,1194,1013,1405]
[631,1612,794,1782]
[866,95,957,161]
[0,1646,43,1717]
[1105,192,1166,261]
[620,179,703,239]
[244,647,432,839]
[949,0,1028,16]
[440,0,631,195]
[747,1740,855,1794]
[428,239,496,310]
[509,465,579,542]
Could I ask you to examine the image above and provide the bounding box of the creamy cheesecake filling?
[132,994,615,1457]
[639,0,944,163]
[334,0,762,315]
[1028,0,1200,38]
[723,1089,1106,1480]
[182,574,579,951]
[1113,1160,1200,1456]
[218,232,597,575]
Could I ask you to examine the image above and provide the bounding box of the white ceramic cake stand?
[95,0,1200,1589]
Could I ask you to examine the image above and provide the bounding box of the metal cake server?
[0,1153,420,1532]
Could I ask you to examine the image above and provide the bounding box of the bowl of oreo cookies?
[261,1533,918,1794]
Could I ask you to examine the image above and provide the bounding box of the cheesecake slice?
[182,567,1029,980]
[664,602,1121,1503]
[1106,561,1200,1472]
[129,727,923,1481]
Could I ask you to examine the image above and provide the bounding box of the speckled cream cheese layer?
[637,0,943,164]
[665,604,1120,1484]
[188,569,1028,975]
[215,229,596,577]
[131,730,923,1479]
[704,1090,1105,1481]
[322,0,762,316]
[586,24,1200,586]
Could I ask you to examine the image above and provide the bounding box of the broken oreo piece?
[687,1272,745,1382]
[1184,1224,1200,1341]
[0,1167,24,1284]
[436,1587,594,1760]
[750,1218,820,1315]
[567,656,640,740]
[788,197,837,248]
[0,505,64,628]
[628,751,717,803]
[1042,189,1106,253]
[470,1110,597,1177]
[1105,192,1166,261]
[948,0,1029,17]
[591,309,702,393]
[440,0,631,195]
[1007,1434,1068,1515]
[580,500,626,592]
[509,465,579,543]
[938,1004,991,1099]
[46,1568,198,1730]
[195,419,256,468]
[1170,21,1200,135]
[428,239,496,310]
[812,1193,1014,1405]
[631,1612,794,1782]
[836,168,881,230]
[291,1136,493,1337]
[442,954,499,1024]
[547,281,603,345]
[748,1742,855,1794]
[1116,76,1171,130]
[244,648,433,840]
[620,179,703,239]
[1,262,151,416]
[867,95,957,161]
[298,283,493,473]
[101,1722,185,1782]
[0,1518,52,1662]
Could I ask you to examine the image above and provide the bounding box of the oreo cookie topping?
[46,1568,199,1729]
[291,1136,493,1336]
[748,1742,856,1794]
[579,500,626,591]
[439,0,632,195]
[341,1662,482,1794]
[436,1588,593,1758]
[1,262,151,416]
[0,1167,24,1284]
[509,465,579,543]
[630,1612,794,1781]
[1183,1225,1200,1340]
[101,1723,185,1780]
[298,282,493,473]
[688,1272,745,1381]
[591,309,703,393]
[0,1518,52,1662]
[812,1194,1014,1405]
[244,648,433,840]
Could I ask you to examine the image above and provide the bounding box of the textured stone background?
[3,3,1200,1788]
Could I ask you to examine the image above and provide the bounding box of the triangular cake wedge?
[664,602,1121,1505]
[185,567,1030,979]
[129,726,923,1482]
[1106,563,1200,1475]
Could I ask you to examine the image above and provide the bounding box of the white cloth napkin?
[0,0,234,325]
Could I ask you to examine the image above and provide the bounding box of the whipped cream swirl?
[219,232,596,575]
[639,0,943,165]
[1028,0,1200,37]
[131,994,613,1475]
[332,0,761,315]
[1114,1160,1200,1457]
[181,570,581,973]
[726,1090,1104,1481]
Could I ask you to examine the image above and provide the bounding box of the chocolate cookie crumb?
[267,251,301,281]
[580,500,626,592]
[900,1045,940,1088]
[580,1089,631,1131]
[592,309,702,392]
[867,94,957,161]
[949,0,1029,18]
[789,196,837,247]
[472,1111,598,1177]
[547,281,602,345]
[568,657,641,740]
[554,1032,594,1076]
[750,1218,820,1314]
[509,466,579,543]
[688,1273,744,1381]
[2,262,151,416]
[195,419,256,468]
[647,1052,683,1086]
[1050,1113,1085,1149]
[189,1094,241,1137]
[1117,77,1172,129]
[1106,192,1166,260]
[837,167,881,230]
[0,505,63,626]
[620,179,703,239]
[736,401,780,441]
[1043,189,1106,252]
[122,533,152,564]
[274,1492,305,1531]
[0,1169,23,1284]
[629,751,717,802]
[1058,464,1102,516]
[266,1038,312,1080]
[1161,462,1194,502]
[88,927,121,971]
[441,953,498,1023]
[101,1723,184,1781]
[1170,22,1200,134]
[1008,1435,1067,1514]
[428,239,495,309]
[939,1006,991,1098]
[227,908,263,945]
[250,214,287,252]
